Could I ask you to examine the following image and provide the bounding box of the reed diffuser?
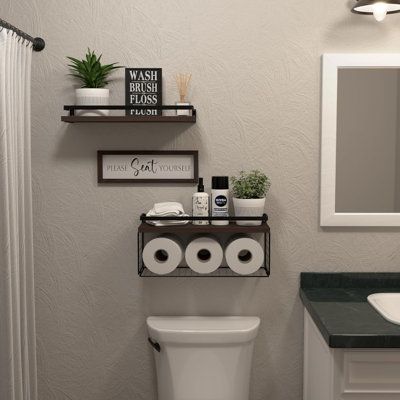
[175,73,192,116]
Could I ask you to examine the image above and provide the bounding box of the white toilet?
[147,316,260,400]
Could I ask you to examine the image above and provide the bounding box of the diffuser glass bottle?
[175,73,192,116]
[192,178,209,225]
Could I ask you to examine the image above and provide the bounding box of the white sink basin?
[368,293,400,325]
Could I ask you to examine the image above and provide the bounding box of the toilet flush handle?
[148,337,161,352]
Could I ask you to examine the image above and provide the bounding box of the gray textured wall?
[4,1,400,399]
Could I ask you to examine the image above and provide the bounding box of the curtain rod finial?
[33,37,45,52]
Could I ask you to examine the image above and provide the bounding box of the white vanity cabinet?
[303,310,400,400]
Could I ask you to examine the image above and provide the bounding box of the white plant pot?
[75,88,110,116]
[233,197,266,226]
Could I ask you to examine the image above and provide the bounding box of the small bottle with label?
[211,176,229,226]
[192,177,209,225]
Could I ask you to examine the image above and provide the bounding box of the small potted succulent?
[67,49,121,116]
[231,170,271,226]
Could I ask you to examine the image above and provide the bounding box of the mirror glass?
[336,68,400,213]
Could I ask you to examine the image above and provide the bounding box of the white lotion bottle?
[211,176,229,226]
[192,177,209,225]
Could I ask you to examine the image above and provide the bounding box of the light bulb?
[372,2,388,21]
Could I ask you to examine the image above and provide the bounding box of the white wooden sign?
[97,151,198,184]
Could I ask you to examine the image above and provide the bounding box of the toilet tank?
[147,316,260,400]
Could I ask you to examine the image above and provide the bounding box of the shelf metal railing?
[64,104,196,116]
[138,214,270,278]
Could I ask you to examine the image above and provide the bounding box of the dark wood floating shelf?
[61,105,196,123]
[62,115,196,123]
[137,214,271,278]
[138,221,270,234]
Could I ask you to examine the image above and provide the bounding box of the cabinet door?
[339,350,400,399]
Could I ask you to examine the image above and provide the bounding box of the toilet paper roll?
[143,235,183,275]
[225,236,264,275]
[185,236,224,274]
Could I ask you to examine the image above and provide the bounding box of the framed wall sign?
[97,150,198,184]
[125,68,162,116]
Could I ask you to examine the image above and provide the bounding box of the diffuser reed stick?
[175,73,192,102]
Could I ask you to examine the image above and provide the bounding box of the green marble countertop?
[300,273,400,348]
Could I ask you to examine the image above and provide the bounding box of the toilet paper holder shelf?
[137,214,270,277]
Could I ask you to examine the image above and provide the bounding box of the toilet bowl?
[147,316,260,400]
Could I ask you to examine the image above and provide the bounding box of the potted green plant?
[231,170,271,226]
[67,49,121,116]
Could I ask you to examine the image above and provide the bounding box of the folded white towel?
[146,202,189,226]
[152,202,185,215]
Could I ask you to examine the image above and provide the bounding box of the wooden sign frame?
[97,150,198,184]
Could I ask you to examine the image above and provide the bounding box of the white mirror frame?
[321,53,400,227]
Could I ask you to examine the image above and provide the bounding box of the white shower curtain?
[0,29,37,400]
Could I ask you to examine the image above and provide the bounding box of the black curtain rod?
[0,18,45,52]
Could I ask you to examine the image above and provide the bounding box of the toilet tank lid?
[147,316,260,334]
